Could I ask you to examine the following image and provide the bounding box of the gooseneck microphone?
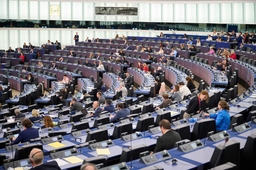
[212,137,229,170]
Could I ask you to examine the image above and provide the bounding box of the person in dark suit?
[183,90,209,119]
[153,119,181,153]
[236,33,243,48]
[22,64,31,72]
[124,72,133,89]
[110,103,130,122]
[70,97,83,115]
[154,66,163,78]
[12,119,39,144]
[97,92,106,105]
[157,94,172,109]
[91,101,102,117]
[27,73,34,83]
[29,148,61,170]
[14,109,25,120]
[186,76,196,92]
[68,50,76,57]
[74,32,79,45]
[50,61,57,70]
[103,99,115,113]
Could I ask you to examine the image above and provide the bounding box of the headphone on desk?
[164,158,178,165]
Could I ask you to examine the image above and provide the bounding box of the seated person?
[68,50,76,57]
[14,109,25,120]
[137,61,144,70]
[20,52,25,64]
[110,103,129,122]
[97,92,106,105]
[186,76,196,92]
[142,63,149,72]
[124,72,133,89]
[153,119,181,153]
[37,61,44,68]
[206,35,213,41]
[158,82,167,95]
[59,74,69,84]
[84,60,92,67]
[70,97,83,115]
[29,109,41,123]
[229,50,237,60]
[80,163,97,170]
[50,61,57,69]
[178,82,191,99]
[169,47,178,58]
[207,46,215,55]
[90,101,102,117]
[158,93,172,109]
[170,85,182,102]
[116,83,128,98]
[44,115,56,128]
[27,73,34,83]
[97,61,105,71]
[213,61,223,71]
[58,57,64,62]
[29,148,61,170]
[22,64,30,72]
[154,67,163,78]
[12,119,39,144]
[103,99,115,113]
[57,88,68,103]
[204,100,230,132]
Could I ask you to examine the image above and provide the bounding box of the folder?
[96,148,111,155]
[48,141,66,149]
[64,156,83,164]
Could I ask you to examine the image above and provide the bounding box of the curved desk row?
[197,53,255,87]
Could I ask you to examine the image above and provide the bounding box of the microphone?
[212,137,229,170]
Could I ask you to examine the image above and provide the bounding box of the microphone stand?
[212,138,229,170]
[129,132,133,169]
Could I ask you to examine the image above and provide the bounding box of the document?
[53,158,69,166]
[64,156,83,164]
[48,141,66,148]
[96,148,110,155]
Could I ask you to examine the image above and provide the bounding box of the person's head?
[218,100,229,111]
[198,90,209,102]
[116,103,124,110]
[76,32,78,35]
[71,97,77,104]
[22,119,33,129]
[159,119,171,134]
[27,73,32,79]
[80,163,98,170]
[32,109,39,117]
[99,61,102,65]
[173,85,179,92]
[44,116,54,128]
[14,109,20,116]
[162,93,169,100]
[63,74,67,79]
[157,66,162,71]
[186,76,193,83]
[96,92,102,98]
[178,82,185,87]
[125,72,130,77]
[230,50,235,54]
[29,148,44,167]
[105,99,112,106]
[93,101,99,109]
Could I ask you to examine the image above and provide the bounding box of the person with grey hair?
[80,163,98,170]
[116,82,127,98]
[14,109,25,119]
[29,148,61,170]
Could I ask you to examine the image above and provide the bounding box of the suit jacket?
[110,108,130,122]
[159,99,172,108]
[186,96,206,114]
[103,105,115,113]
[154,130,181,153]
[12,128,39,144]
[125,76,133,88]
[29,160,61,170]
[98,96,106,105]
[94,107,102,117]
[187,81,196,92]
[70,102,83,112]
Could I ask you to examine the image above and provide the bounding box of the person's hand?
[150,151,154,155]
[110,115,114,118]
[204,113,210,117]
[12,136,16,141]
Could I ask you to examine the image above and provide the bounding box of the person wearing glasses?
[29,148,61,170]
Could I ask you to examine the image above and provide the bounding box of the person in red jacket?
[229,50,237,60]
[20,52,25,64]
[143,63,149,72]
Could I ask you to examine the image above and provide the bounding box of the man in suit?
[68,50,76,57]
[91,101,102,117]
[153,119,181,153]
[22,64,31,72]
[103,99,115,113]
[12,119,39,144]
[74,32,79,45]
[70,97,83,115]
[154,66,163,78]
[124,73,133,89]
[80,163,97,170]
[29,148,61,170]
[97,92,106,105]
[14,109,25,120]
[110,103,129,122]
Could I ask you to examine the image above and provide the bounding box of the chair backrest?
[112,123,133,139]
[83,155,107,167]
[86,129,109,142]
[14,144,43,161]
[191,119,216,140]
[173,124,191,140]
[120,144,148,162]
[48,131,67,137]
[135,117,155,132]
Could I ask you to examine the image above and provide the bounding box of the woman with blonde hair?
[29,109,41,123]
[44,116,55,128]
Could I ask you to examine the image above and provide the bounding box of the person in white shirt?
[97,61,105,71]
[59,74,69,84]
[178,82,191,99]
[206,35,213,41]
[116,83,128,98]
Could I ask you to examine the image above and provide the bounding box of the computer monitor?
[14,143,43,161]
[141,102,154,114]
[209,140,240,169]
[2,122,17,129]
[86,129,109,142]
[135,117,154,132]
[120,144,148,162]
[73,121,89,131]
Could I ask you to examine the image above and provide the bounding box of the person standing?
[74,32,79,45]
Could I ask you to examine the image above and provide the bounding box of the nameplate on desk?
[208,131,230,142]
[42,136,63,145]
[50,148,78,159]
[121,132,143,141]
[89,139,114,150]
[178,140,204,152]
[4,158,31,170]
[232,123,251,133]
[72,130,87,137]
[140,150,171,165]
[148,126,161,134]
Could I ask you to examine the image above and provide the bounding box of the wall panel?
[221,3,232,23]
[0,0,8,19]
[19,30,29,47]
[186,4,197,23]
[39,1,49,20]
[244,3,255,24]
[174,4,185,22]
[29,30,39,47]
[19,1,28,19]
[162,4,174,22]
[150,4,162,22]
[232,3,243,23]
[209,3,220,23]
[85,2,95,21]
[61,30,72,46]
[9,30,19,48]
[40,30,49,45]
[197,4,208,23]
[72,2,83,20]
[61,2,71,20]
[0,30,8,50]
[49,30,60,44]
[138,3,149,21]
[9,1,18,19]
[29,1,39,20]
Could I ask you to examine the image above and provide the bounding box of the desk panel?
[182,147,214,164]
